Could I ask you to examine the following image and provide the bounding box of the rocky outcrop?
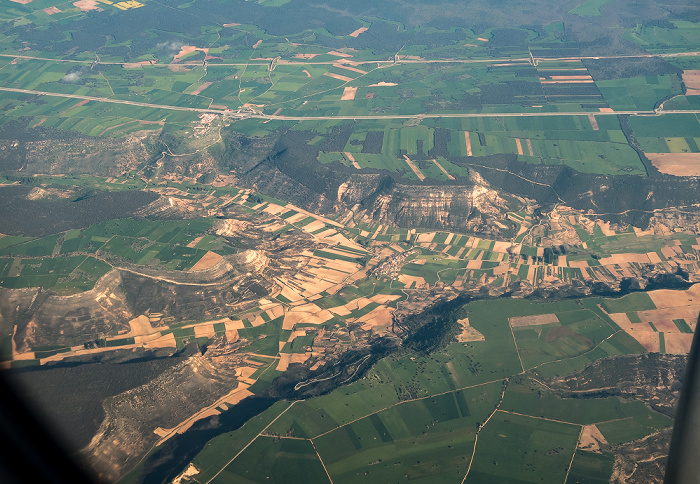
[336,170,520,236]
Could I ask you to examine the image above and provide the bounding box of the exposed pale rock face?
[335,171,516,235]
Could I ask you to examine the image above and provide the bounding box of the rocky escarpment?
[337,171,523,236]
[2,270,133,351]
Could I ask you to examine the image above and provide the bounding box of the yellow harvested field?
[357,306,394,330]
[191,82,212,95]
[276,353,292,371]
[194,324,216,338]
[682,70,700,91]
[647,252,662,264]
[477,37,489,42]
[526,139,534,156]
[276,352,311,371]
[328,305,352,316]
[598,253,650,265]
[327,50,353,57]
[661,246,677,258]
[303,220,326,232]
[173,45,208,61]
[515,138,523,155]
[588,114,599,130]
[223,385,253,406]
[632,331,660,353]
[369,293,401,304]
[341,86,358,100]
[44,6,61,13]
[464,131,473,156]
[170,384,252,438]
[647,153,700,176]
[550,75,593,80]
[281,203,345,229]
[558,255,568,266]
[323,72,354,82]
[333,62,367,75]
[276,282,304,303]
[596,221,615,236]
[403,155,426,181]
[431,159,455,179]
[344,151,362,169]
[578,424,607,453]
[126,315,155,337]
[527,265,536,284]
[665,333,693,354]
[416,232,436,243]
[143,333,177,349]
[369,82,398,87]
[285,212,308,224]
[398,274,427,287]
[540,80,595,84]
[190,251,223,271]
[568,260,589,268]
[599,107,615,112]
[349,26,369,37]
[225,320,246,331]
[325,258,363,273]
[509,313,559,328]
[73,0,99,11]
[14,351,36,360]
[267,305,284,319]
[649,283,700,309]
[187,236,204,248]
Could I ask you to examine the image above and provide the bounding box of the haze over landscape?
[1,0,700,482]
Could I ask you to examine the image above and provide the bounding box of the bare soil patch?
[579,424,607,452]
[44,6,61,13]
[126,315,154,337]
[509,313,559,328]
[456,318,485,342]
